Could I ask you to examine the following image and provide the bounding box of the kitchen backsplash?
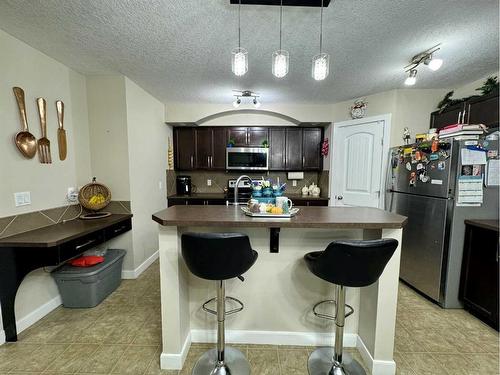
[167,170,329,197]
[0,201,131,239]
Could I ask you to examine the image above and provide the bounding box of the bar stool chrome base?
[308,348,366,375]
[192,347,250,375]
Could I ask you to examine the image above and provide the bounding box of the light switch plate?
[14,191,31,206]
[207,179,212,186]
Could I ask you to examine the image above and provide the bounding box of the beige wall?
[86,76,131,200]
[125,78,169,268]
[0,29,91,328]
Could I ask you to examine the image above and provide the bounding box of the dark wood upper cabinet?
[430,103,464,130]
[269,128,286,170]
[248,127,268,147]
[466,92,499,129]
[174,126,323,171]
[212,127,227,169]
[195,127,212,169]
[194,127,226,169]
[227,128,248,147]
[174,128,196,170]
[302,128,323,170]
[285,128,303,170]
[228,127,268,147]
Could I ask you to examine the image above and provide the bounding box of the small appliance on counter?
[176,175,192,196]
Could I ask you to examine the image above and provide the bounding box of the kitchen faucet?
[234,175,252,206]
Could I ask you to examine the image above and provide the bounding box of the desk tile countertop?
[152,206,406,229]
[0,214,132,248]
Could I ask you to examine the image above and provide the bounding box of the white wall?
[0,29,91,330]
[125,78,169,269]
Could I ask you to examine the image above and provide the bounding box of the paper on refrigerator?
[457,176,483,206]
[461,148,487,165]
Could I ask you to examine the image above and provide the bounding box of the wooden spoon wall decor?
[12,87,37,158]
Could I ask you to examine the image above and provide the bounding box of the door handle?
[457,111,462,124]
[337,196,343,200]
[75,239,95,250]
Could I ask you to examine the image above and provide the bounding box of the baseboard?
[122,250,159,279]
[191,329,357,347]
[356,336,396,375]
[0,295,62,346]
[160,331,191,370]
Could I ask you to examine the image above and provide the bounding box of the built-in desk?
[0,214,132,342]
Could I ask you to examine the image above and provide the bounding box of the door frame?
[329,114,392,208]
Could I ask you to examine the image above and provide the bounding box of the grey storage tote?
[52,249,126,308]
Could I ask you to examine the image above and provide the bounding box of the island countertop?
[152,205,407,229]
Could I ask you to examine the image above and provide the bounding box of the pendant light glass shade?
[232,47,248,77]
[312,53,330,81]
[272,50,289,78]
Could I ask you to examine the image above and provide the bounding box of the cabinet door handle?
[302,155,305,166]
[190,155,194,168]
[207,156,210,167]
[75,239,95,250]
[209,156,213,168]
[462,110,467,124]
[457,111,462,124]
[113,225,127,234]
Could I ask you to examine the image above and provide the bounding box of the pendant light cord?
[279,0,283,51]
[238,0,241,48]
[319,0,324,54]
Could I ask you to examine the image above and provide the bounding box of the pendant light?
[231,0,248,76]
[272,0,289,78]
[311,0,330,81]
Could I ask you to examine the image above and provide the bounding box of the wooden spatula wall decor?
[36,97,52,164]
[56,100,67,160]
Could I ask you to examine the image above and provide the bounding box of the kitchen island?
[152,206,407,375]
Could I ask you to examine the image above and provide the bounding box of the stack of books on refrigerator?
[438,124,487,140]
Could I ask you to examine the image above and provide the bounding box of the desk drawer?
[104,219,132,240]
[59,231,105,264]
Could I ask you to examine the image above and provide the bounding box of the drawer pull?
[75,239,95,250]
[114,226,127,233]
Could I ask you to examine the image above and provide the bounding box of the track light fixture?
[403,44,443,86]
[404,69,417,86]
[232,90,261,108]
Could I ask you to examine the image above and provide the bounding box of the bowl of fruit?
[78,177,111,212]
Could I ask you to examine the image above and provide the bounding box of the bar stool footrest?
[312,300,354,321]
[202,296,244,316]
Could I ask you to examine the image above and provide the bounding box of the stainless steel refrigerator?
[386,138,499,308]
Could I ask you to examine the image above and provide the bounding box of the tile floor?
[0,261,498,374]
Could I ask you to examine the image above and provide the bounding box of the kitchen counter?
[153,205,406,229]
[0,214,132,248]
[464,219,499,232]
[167,193,329,201]
[154,206,406,374]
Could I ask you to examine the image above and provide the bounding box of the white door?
[330,115,390,208]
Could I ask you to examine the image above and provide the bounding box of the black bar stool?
[304,239,398,375]
[182,232,258,375]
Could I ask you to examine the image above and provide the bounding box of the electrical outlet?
[14,191,31,207]
[67,187,78,203]
[292,180,297,187]
[207,179,212,186]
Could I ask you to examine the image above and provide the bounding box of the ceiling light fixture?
[404,69,417,86]
[403,44,443,85]
[312,0,330,81]
[272,0,289,78]
[425,55,443,71]
[231,0,248,76]
[232,90,261,108]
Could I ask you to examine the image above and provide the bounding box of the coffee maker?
[176,175,192,195]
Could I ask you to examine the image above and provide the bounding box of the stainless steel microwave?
[226,147,269,170]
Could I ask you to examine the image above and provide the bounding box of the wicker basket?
[78,177,111,211]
